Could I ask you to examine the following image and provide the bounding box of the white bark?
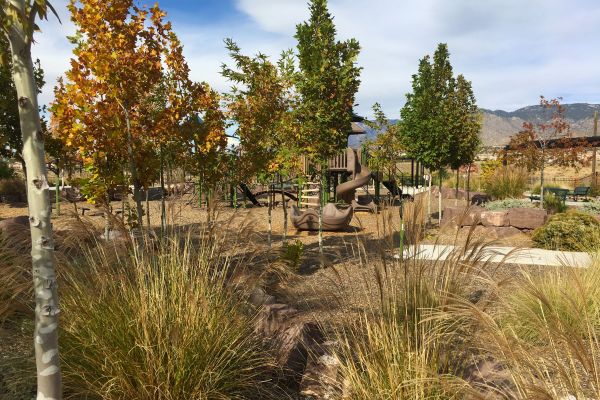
[6,1,62,397]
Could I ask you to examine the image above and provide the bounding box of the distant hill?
[480,103,600,147]
[349,103,600,149]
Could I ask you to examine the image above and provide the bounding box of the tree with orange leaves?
[505,96,588,206]
[51,0,222,232]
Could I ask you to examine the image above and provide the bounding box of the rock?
[507,208,547,230]
[491,226,524,239]
[470,193,490,205]
[480,211,509,227]
[255,304,323,388]
[442,206,483,227]
[464,359,514,397]
[248,287,276,307]
[300,341,341,399]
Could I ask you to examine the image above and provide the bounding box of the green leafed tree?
[222,39,299,245]
[401,43,479,220]
[446,74,481,198]
[1,0,62,398]
[294,0,361,254]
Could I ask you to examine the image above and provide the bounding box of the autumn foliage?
[51,0,225,208]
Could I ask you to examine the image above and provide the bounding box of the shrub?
[532,211,600,251]
[455,259,600,399]
[279,239,304,273]
[483,198,535,211]
[582,201,600,215]
[481,165,529,200]
[336,232,495,399]
[530,184,565,195]
[542,192,567,214]
[58,236,279,399]
[0,160,15,179]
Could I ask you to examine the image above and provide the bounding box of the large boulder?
[507,208,547,230]
[0,215,29,229]
[255,304,323,388]
[442,206,483,227]
[480,211,509,227]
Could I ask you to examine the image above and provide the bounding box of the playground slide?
[336,148,373,205]
[238,183,262,206]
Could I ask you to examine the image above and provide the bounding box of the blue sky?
[32,0,600,119]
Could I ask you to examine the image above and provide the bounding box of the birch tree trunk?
[280,175,287,244]
[438,169,443,226]
[6,2,62,397]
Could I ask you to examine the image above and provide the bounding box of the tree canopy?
[401,43,480,173]
[294,0,361,166]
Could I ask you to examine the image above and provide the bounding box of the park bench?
[570,186,590,201]
[529,188,569,205]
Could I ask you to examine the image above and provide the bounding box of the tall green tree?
[295,0,361,255]
[2,0,62,398]
[401,43,478,221]
[0,33,45,174]
[446,75,481,198]
[222,39,299,245]
[401,43,453,177]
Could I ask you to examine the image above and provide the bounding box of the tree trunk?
[455,168,459,206]
[280,175,287,243]
[466,167,471,204]
[438,169,443,226]
[145,189,150,228]
[7,4,62,397]
[427,169,432,225]
[124,108,144,231]
[267,182,272,248]
[318,173,324,257]
[159,146,166,236]
[55,169,60,216]
[540,155,545,209]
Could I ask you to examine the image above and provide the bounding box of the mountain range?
[349,103,600,148]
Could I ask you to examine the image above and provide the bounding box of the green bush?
[482,166,529,200]
[280,239,304,273]
[484,198,535,211]
[0,160,15,179]
[543,192,567,214]
[532,211,600,251]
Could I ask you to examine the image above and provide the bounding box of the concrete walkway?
[395,244,593,268]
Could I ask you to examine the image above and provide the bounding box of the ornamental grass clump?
[335,223,501,399]
[482,166,529,200]
[532,211,600,251]
[449,257,600,399]
[59,234,279,400]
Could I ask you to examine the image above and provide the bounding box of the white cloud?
[26,0,600,121]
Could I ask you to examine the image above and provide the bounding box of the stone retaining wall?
[442,206,548,230]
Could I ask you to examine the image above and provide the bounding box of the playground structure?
[227,145,430,232]
[289,203,353,231]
